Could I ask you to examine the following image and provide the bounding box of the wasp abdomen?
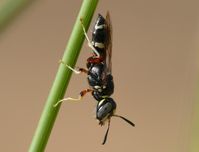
[92,14,108,52]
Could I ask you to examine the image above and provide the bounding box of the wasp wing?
[105,11,112,75]
[101,12,113,86]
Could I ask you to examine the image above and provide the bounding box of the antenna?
[113,114,135,127]
[102,119,111,145]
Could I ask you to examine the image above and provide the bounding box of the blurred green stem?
[28,0,98,152]
[0,0,30,29]
[190,82,199,152]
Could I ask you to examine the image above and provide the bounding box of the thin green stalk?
[28,0,99,151]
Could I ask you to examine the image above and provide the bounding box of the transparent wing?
[105,11,112,75]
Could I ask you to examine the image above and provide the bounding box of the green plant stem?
[28,0,98,151]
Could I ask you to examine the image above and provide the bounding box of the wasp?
[54,12,135,145]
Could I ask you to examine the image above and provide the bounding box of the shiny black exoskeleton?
[96,97,116,122]
[87,63,114,101]
[91,14,108,58]
[85,13,115,113]
[55,12,135,145]
[85,13,135,144]
[86,14,116,125]
[87,13,110,66]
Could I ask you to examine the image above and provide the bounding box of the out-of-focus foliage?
[0,0,31,31]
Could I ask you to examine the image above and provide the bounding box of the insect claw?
[59,59,65,65]
[80,17,83,24]
[53,101,62,107]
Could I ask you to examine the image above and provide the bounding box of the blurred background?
[0,0,199,151]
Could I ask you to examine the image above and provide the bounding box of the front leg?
[54,89,93,107]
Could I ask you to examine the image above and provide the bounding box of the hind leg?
[80,18,100,57]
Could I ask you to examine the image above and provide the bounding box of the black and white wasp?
[54,12,135,145]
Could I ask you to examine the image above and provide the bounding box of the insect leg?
[79,88,93,97]
[80,18,100,57]
[53,89,93,107]
[59,60,88,74]
[102,118,111,145]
